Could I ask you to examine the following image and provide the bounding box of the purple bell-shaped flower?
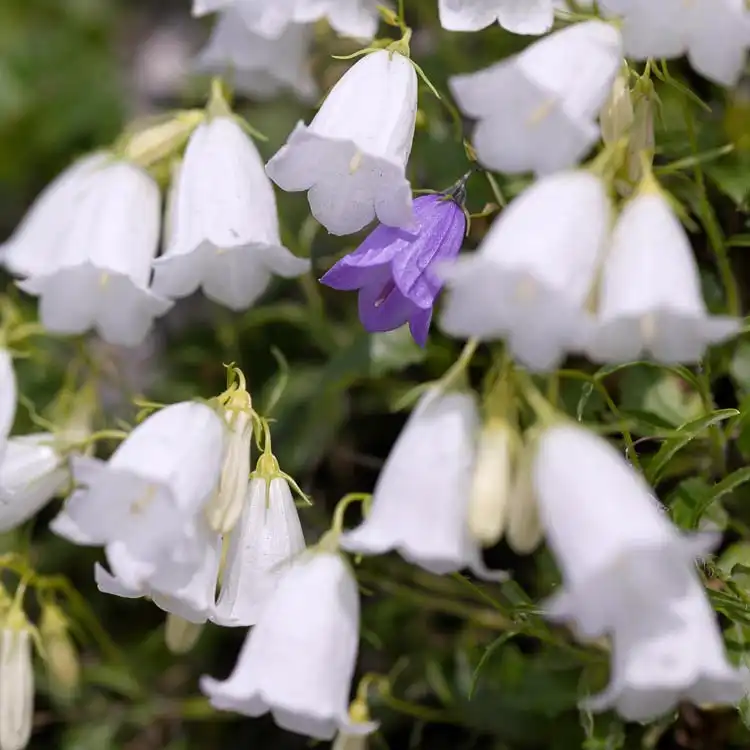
[320,175,469,346]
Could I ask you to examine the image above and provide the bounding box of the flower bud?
[165,614,204,655]
[600,70,634,146]
[206,392,253,534]
[332,696,373,750]
[121,110,205,169]
[0,610,35,750]
[506,443,542,555]
[627,78,656,184]
[468,419,514,547]
[40,604,79,701]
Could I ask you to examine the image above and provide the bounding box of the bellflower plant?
[320,177,468,346]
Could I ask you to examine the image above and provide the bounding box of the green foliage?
[1,2,750,750]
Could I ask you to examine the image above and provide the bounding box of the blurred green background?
[2,1,750,749]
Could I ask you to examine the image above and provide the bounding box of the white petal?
[439,0,554,35]
[195,12,318,101]
[193,0,233,16]
[266,50,417,235]
[0,350,17,460]
[153,116,309,307]
[94,562,145,599]
[52,403,225,555]
[234,0,298,38]
[0,434,67,532]
[296,0,381,39]
[534,423,716,639]
[439,170,609,371]
[588,190,739,364]
[450,21,622,175]
[150,522,222,623]
[0,153,107,278]
[201,551,370,740]
[584,575,745,720]
[342,389,501,578]
[212,477,306,627]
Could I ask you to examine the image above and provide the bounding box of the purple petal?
[357,278,419,334]
[409,307,433,347]
[391,196,466,308]
[320,221,419,291]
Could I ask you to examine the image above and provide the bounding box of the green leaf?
[690,467,750,526]
[468,631,518,699]
[645,409,739,485]
[369,327,427,377]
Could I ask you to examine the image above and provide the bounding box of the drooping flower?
[153,115,309,311]
[320,192,466,346]
[450,21,622,175]
[598,0,750,86]
[212,470,306,627]
[584,574,746,721]
[95,517,223,624]
[194,10,317,102]
[17,158,172,347]
[0,153,108,278]
[0,434,69,533]
[51,402,226,563]
[586,179,740,364]
[201,549,375,741]
[194,0,381,41]
[266,49,418,236]
[439,170,611,372]
[341,389,506,579]
[438,0,554,35]
[0,609,34,750]
[533,422,715,639]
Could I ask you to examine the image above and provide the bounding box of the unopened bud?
[628,79,656,183]
[207,400,253,534]
[40,604,80,700]
[600,70,634,145]
[122,110,205,169]
[506,445,542,555]
[0,611,35,750]
[468,419,514,547]
[165,614,204,655]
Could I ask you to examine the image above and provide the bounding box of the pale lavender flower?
[320,186,467,346]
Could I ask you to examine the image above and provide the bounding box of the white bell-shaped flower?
[439,170,610,371]
[587,183,739,364]
[0,153,107,278]
[212,473,306,627]
[0,612,34,750]
[201,550,375,741]
[584,574,746,721]
[18,159,172,347]
[450,21,622,175]
[598,0,750,86]
[153,116,309,311]
[292,0,381,40]
[341,389,505,579]
[266,49,418,235]
[51,402,225,561]
[96,518,222,623]
[0,350,17,463]
[195,10,317,101]
[196,0,380,41]
[438,0,554,35]
[534,422,715,640]
[0,434,68,533]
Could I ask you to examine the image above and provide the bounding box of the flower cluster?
[0,0,749,748]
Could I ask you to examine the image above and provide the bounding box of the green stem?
[683,100,740,316]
